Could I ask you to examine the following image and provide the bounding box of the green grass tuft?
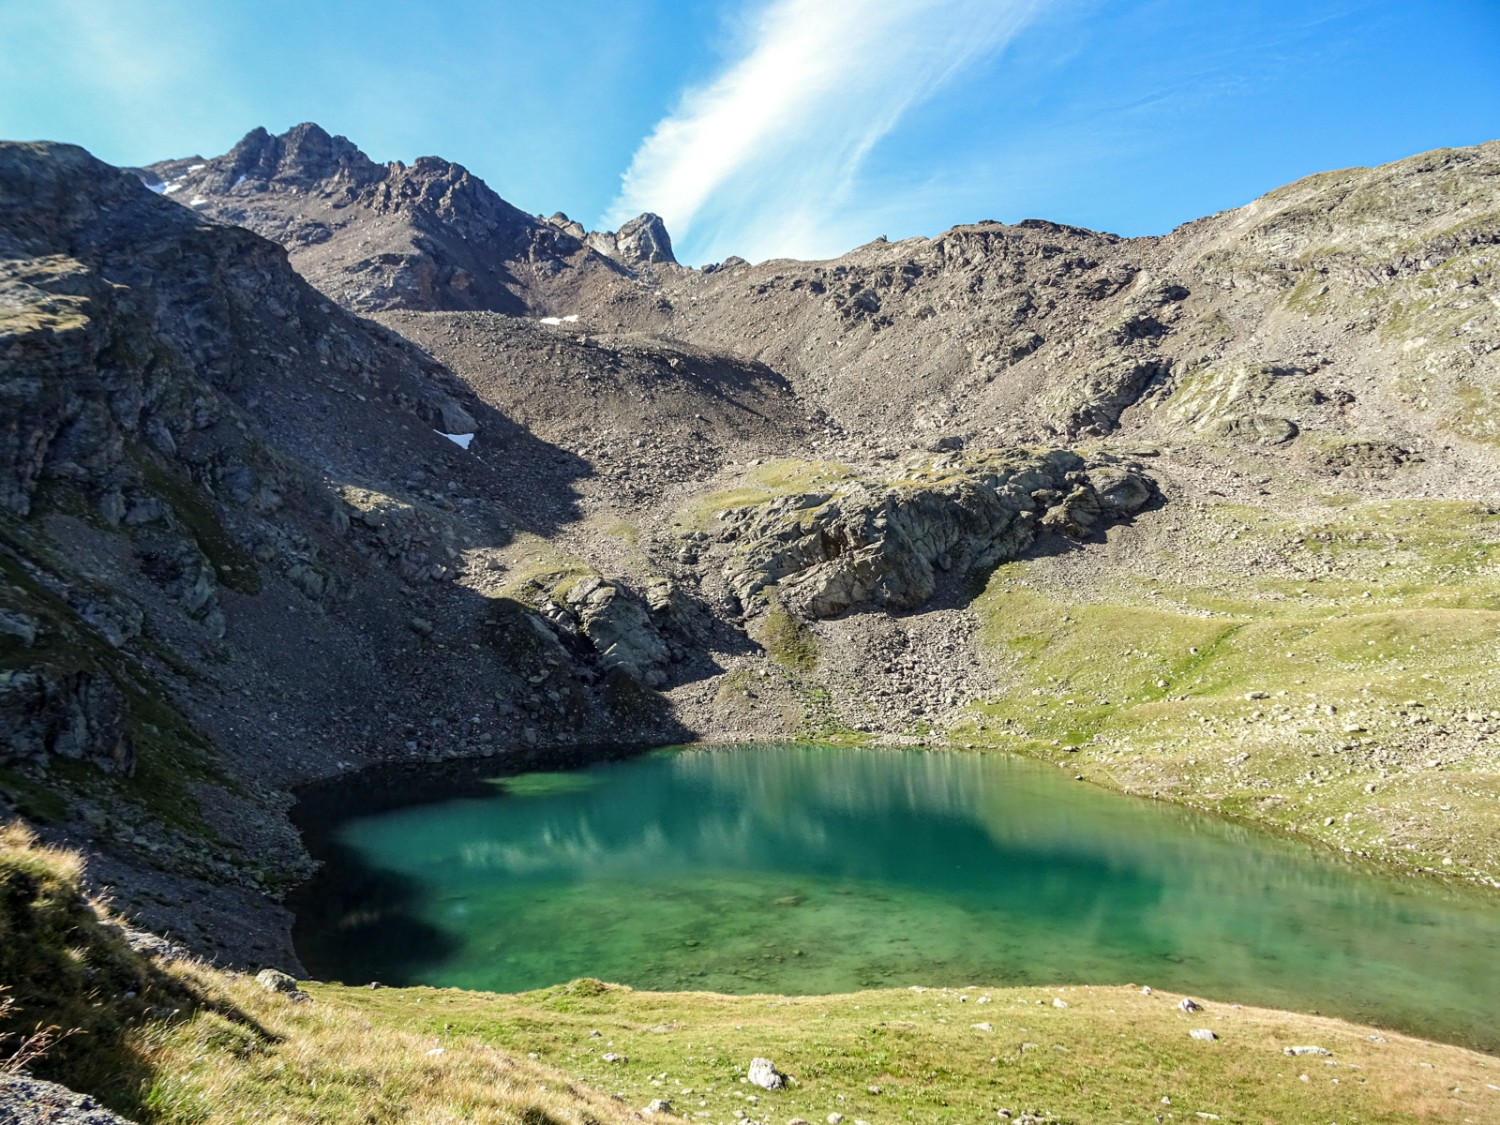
[757,601,820,672]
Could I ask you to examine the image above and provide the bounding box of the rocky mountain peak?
[136,123,623,314]
[374,154,533,236]
[616,212,676,265]
[582,211,678,269]
[219,121,381,188]
[137,125,686,314]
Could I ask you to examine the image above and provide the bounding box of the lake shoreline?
[290,742,1500,1054]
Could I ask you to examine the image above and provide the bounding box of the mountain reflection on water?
[293,743,1500,1052]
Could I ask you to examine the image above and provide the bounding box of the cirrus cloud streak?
[604,0,1043,264]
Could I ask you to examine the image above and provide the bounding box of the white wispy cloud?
[603,0,1044,264]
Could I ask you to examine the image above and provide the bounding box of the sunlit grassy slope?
[954,498,1500,884]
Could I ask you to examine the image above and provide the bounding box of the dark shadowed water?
[291,743,1500,1052]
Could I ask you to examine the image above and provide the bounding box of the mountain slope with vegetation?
[1,124,1498,1120]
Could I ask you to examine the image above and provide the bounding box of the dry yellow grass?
[0,822,654,1125]
[301,978,1500,1125]
[139,975,651,1125]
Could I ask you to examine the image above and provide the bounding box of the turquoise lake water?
[291,743,1500,1052]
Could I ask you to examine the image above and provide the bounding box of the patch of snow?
[163,182,184,194]
[187,163,206,172]
[146,181,167,194]
[233,175,248,187]
[437,432,474,450]
[188,197,209,209]
[538,314,580,325]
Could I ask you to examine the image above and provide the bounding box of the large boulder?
[558,576,672,687]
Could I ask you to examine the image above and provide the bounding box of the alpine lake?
[291,743,1500,1053]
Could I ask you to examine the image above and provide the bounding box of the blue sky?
[1,0,1497,265]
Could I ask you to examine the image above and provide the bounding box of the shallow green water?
[293,743,1500,1051]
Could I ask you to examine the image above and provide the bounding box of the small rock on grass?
[1178,997,1202,1012]
[1284,1045,1331,1057]
[255,967,298,992]
[1190,1029,1217,1041]
[255,967,310,1002]
[748,1057,786,1089]
[644,1099,673,1115]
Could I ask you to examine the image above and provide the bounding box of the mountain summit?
[139,123,677,314]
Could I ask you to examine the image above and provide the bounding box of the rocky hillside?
[648,141,1500,467]
[2,124,1497,983]
[150,125,1499,494]
[0,141,715,965]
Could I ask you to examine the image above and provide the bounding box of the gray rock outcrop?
[615,213,676,266]
[585,213,678,269]
[0,1075,138,1125]
[0,669,133,774]
[530,573,678,688]
[254,967,309,1001]
[718,449,1155,618]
